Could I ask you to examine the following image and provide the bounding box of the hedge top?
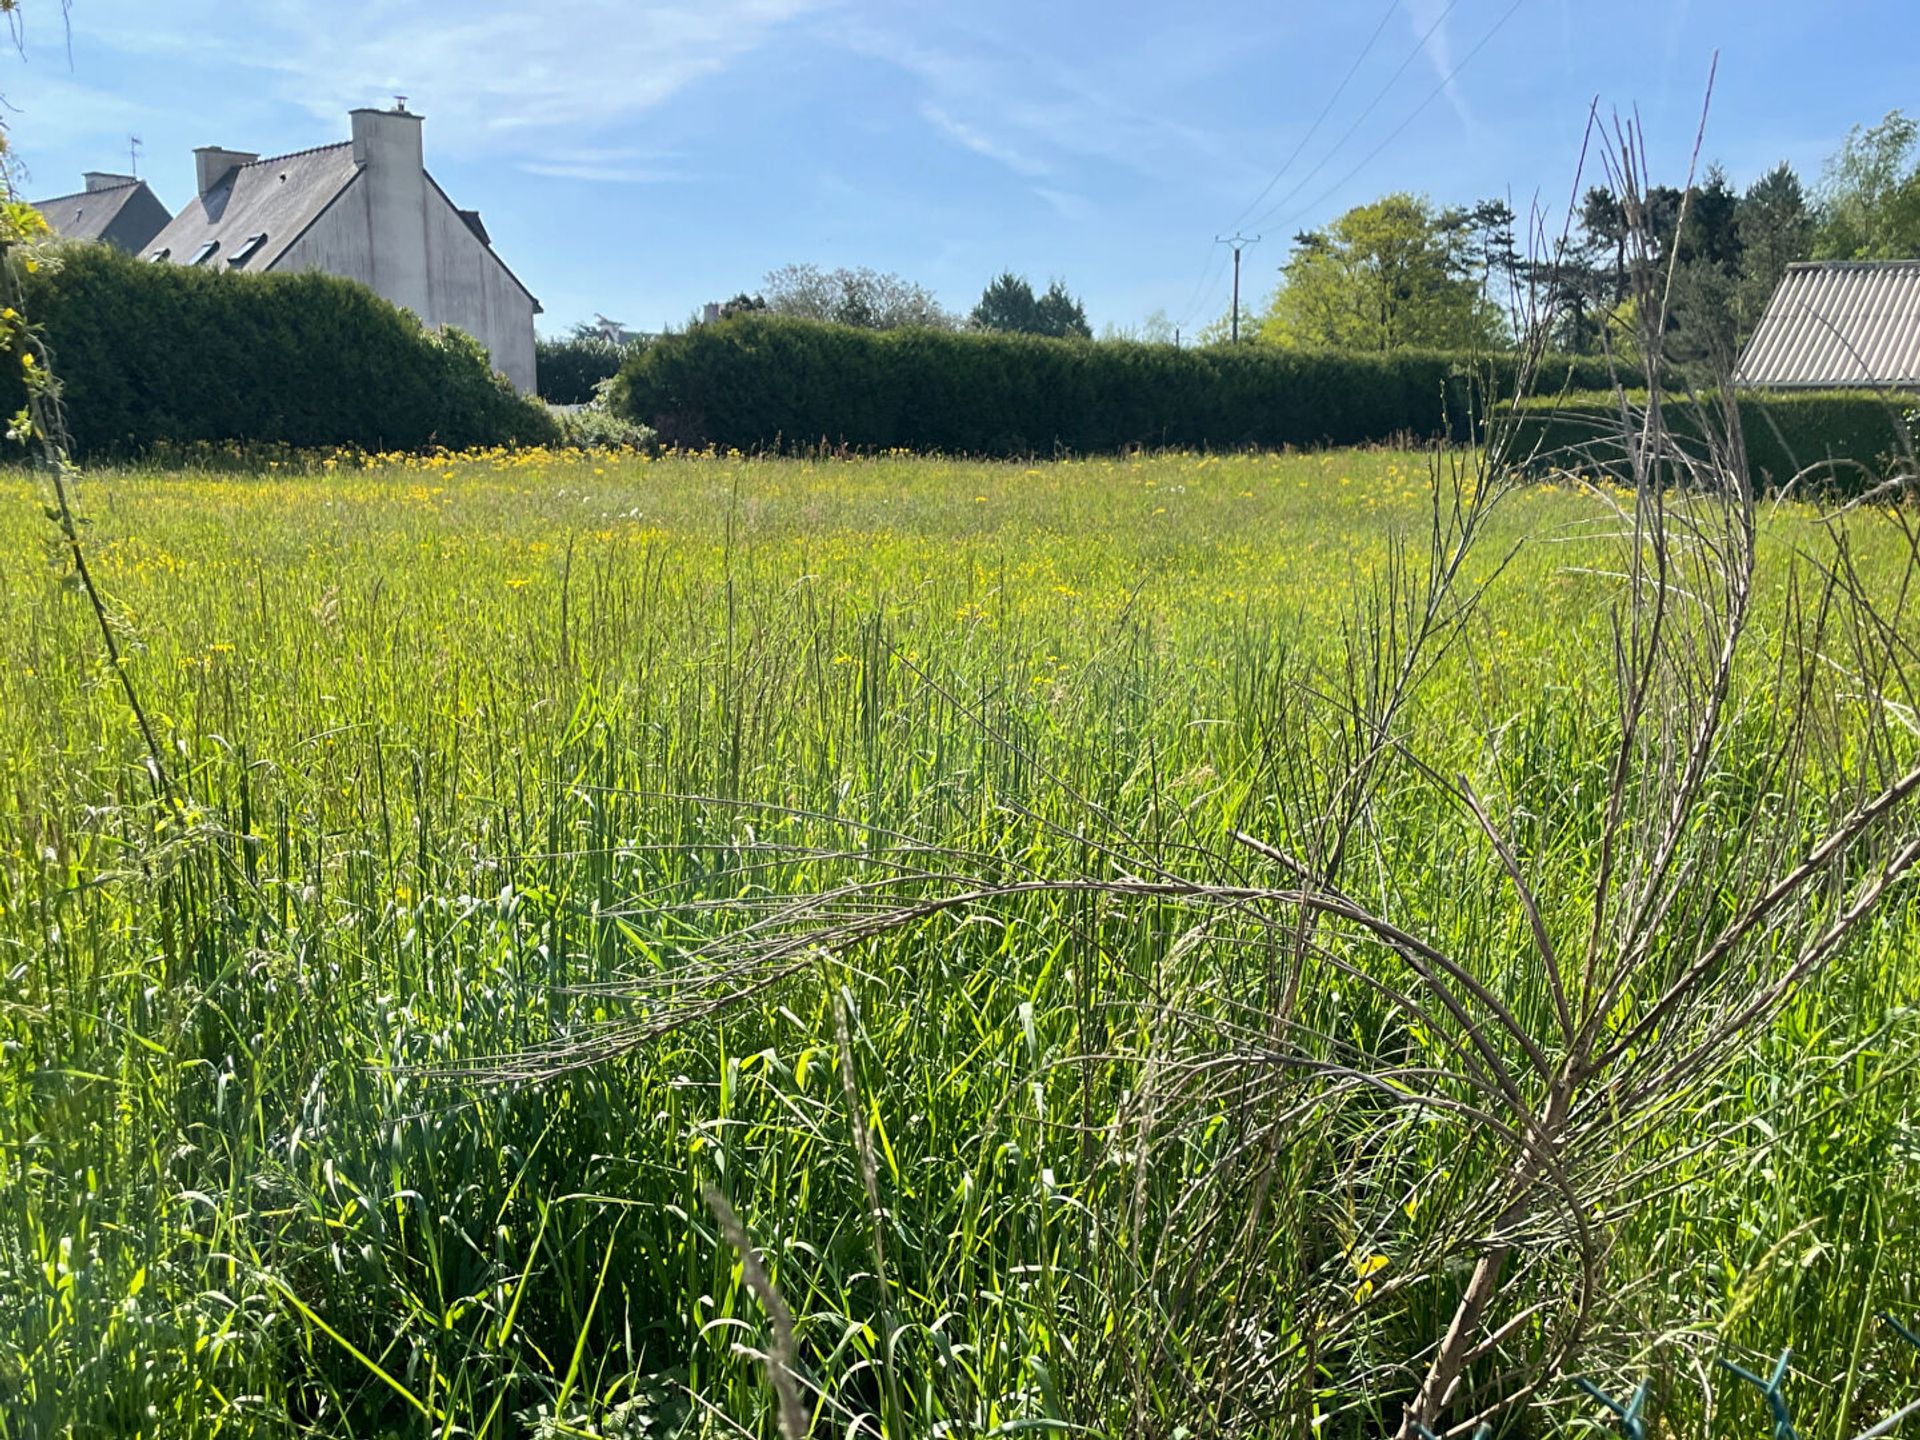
[610,313,1632,458]
[4,241,557,457]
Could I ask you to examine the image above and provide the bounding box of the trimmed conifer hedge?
[1510,390,1912,492]
[609,313,1632,456]
[3,242,558,457]
[535,335,631,406]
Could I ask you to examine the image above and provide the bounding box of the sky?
[4,0,1913,337]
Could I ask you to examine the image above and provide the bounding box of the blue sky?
[5,0,1912,336]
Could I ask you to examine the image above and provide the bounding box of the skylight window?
[227,233,268,267]
[148,247,170,263]
[189,240,219,266]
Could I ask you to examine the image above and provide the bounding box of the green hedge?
[1510,390,1913,492]
[4,243,558,457]
[609,314,1634,456]
[535,335,631,406]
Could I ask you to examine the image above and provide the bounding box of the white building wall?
[276,179,376,288]
[273,111,538,394]
[421,190,539,394]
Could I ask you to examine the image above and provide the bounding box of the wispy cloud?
[518,146,690,184]
[84,0,831,165]
[1032,187,1092,222]
[1406,0,1474,132]
[834,17,1256,222]
[919,103,1051,179]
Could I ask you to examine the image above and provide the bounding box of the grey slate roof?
[142,143,363,271]
[31,179,173,252]
[1736,261,1920,390]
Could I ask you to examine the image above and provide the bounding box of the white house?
[144,105,540,392]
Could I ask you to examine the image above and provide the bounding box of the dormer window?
[227,233,268,267]
[189,240,219,266]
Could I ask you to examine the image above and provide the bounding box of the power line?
[1173,1,1406,335]
[1171,243,1232,335]
[1221,0,1403,236]
[1263,0,1529,239]
[1240,0,1465,237]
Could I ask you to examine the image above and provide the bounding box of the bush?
[1510,389,1913,493]
[552,401,656,451]
[608,313,1633,456]
[3,242,558,458]
[535,334,633,406]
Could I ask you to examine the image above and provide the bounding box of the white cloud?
[1406,0,1474,132]
[919,103,1051,178]
[74,0,831,162]
[517,146,690,184]
[837,17,1254,195]
[1032,187,1093,222]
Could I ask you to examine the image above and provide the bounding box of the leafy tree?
[1255,193,1506,352]
[1033,280,1091,339]
[1736,163,1814,330]
[971,272,1039,333]
[1443,197,1524,329]
[761,263,955,330]
[1102,308,1178,344]
[1815,111,1920,260]
[971,274,1092,339]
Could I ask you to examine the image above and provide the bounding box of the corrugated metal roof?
[1736,260,1920,390]
[143,144,362,273]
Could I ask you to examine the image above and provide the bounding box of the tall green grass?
[0,449,1914,1438]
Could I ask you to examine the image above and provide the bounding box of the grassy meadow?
[1,447,1916,1438]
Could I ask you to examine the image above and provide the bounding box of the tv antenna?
[128,135,142,177]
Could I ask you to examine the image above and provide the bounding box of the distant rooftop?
[29,174,173,251]
[1737,260,1920,390]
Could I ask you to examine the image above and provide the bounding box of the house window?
[227,233,268,267]
[189,240,219,266]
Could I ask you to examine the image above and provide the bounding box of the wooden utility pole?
[1216,233,1260,343]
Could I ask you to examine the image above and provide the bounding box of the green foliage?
[1815,110,1920,260]
[1511,388,1912,491]
[552,398,657,450]
[1736,163,1816,330]
[610,312,1628,455]
[761,262,956,330]
[1257,193,1508,352]
[0,242,557,457]
[1,451,1916,1437]
[535,334,632,405]
[970,273,1093,338]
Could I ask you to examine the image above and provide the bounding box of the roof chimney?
[194,147,257,196]
[83,172,138,193]
[350,104,424,171]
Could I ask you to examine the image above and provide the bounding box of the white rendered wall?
[275,113,538,393]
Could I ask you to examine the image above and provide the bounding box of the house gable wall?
[272,142,536,393]
[420,182,537,394]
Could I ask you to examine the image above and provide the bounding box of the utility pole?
[1216,232,1260,343]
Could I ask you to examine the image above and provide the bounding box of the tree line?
[546,105,1920,388]
[711,263,1093,340]
[1247,109,1920,359]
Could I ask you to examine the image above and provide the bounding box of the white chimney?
[194,147,257,195]
[349,105,429,318]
